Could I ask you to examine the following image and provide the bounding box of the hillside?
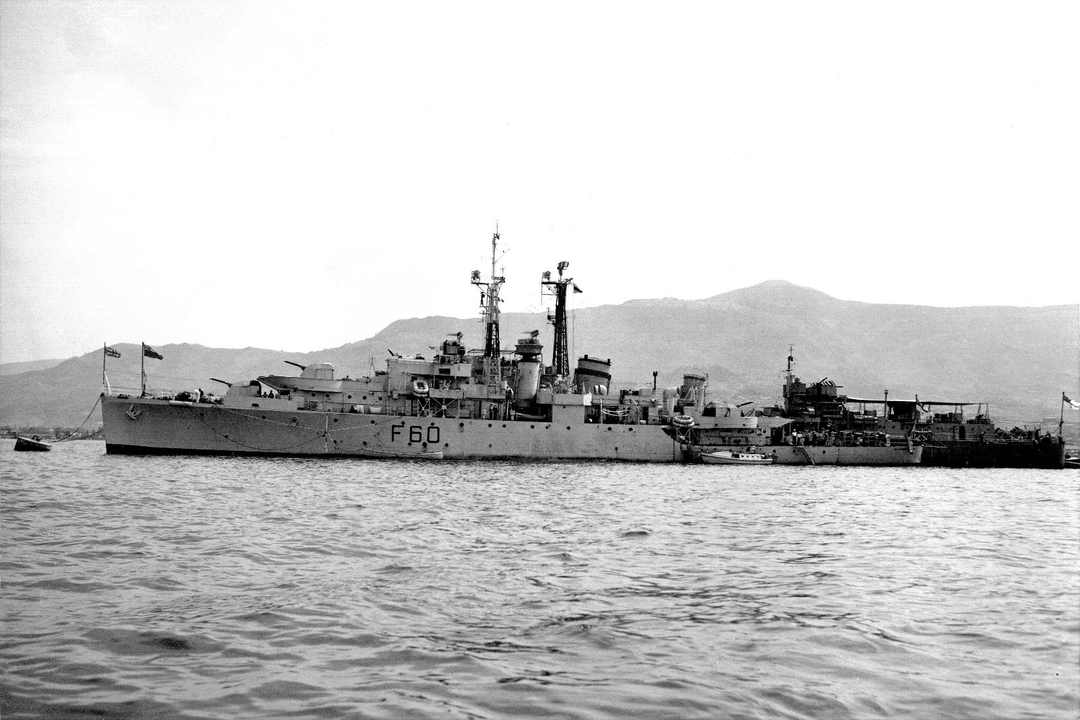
[0,358,64,376]
[1,282,1076,429]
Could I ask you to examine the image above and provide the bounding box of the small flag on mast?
[104,345,121,358]
[142,344,164,360]
[1065,393,1080,410]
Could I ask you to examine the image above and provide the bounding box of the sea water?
[1,441,1077,719]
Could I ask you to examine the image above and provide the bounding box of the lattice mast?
[783,345,796,414]
[471,228,505,386]
[542,261,573,378]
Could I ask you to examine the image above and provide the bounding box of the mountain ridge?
[2,281,1076,429]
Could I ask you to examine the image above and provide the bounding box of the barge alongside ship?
[882,402,1063,469]
[101,232,921,464]
[769,351,1066,469]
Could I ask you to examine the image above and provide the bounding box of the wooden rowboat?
[14,435,52,452]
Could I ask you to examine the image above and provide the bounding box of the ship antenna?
[492,222,499,280]
[472,225,506,388]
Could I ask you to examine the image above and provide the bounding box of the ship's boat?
[702,449,773,465]
[99,232,922,465]
[14,435,51,452]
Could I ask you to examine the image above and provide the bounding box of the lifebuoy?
[412,379,430,396]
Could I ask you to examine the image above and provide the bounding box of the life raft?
[412,379,430,396]
[672,415,695,429]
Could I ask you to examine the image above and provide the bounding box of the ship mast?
[472,227,505,386]
[783,345,795,413]
[542,261,574,378]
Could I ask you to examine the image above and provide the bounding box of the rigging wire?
[53,395,102,443]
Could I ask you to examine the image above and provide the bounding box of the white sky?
[2,2,1077,364]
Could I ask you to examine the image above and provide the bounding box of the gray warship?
[754,350,1065,468]
[101,232,922,465]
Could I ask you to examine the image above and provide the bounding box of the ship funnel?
[574,355,612,395]
[678,373,707,411]
[513,335,544,408]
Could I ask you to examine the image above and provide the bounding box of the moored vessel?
[767,349,1065,469]
[100,232,922,465]
[14,435,52,452]
[702,449,773,465]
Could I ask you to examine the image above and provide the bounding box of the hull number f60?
[391,424,440,444]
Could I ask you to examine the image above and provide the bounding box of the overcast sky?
[2,2,1077,364]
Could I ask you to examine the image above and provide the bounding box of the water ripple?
[1,443,1077,719]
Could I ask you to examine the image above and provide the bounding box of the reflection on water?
[2,442,1077,719]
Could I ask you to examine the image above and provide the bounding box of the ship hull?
[102,396,686,462]
[920,439,1065,469]
[101,396,922,465]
